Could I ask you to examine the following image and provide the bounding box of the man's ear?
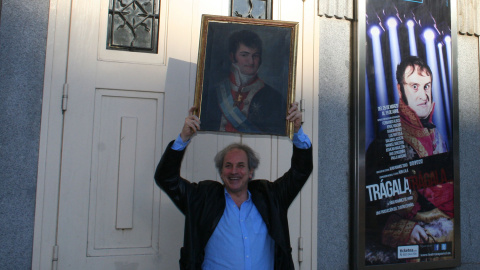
[249,169,254,179]
[229,53,235,63]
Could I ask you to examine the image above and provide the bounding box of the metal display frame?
[353,0,461,269]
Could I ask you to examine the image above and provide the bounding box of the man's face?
[231,43,261,76]
[220,148,253,196]
[398,65,433,119]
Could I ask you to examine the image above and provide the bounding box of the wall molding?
[458,0,480,36]
[318,0,353,20]
[317,0,479,36]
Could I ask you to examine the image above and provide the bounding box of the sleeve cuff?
[293,126,312,149]
[171,134,190,151]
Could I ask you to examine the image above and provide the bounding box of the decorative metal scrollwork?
[231,0,272,20]
[107,0,159,53]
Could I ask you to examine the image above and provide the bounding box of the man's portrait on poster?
[194,15,298,137]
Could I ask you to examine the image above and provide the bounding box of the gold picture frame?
[193,15,298,138]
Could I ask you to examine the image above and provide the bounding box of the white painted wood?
[298,1,320,268]
[32,0,73,268]
[35,0,320,269]
[86,90,163,257]
[278,1,304,268]
[50,0,185,268]
[116,116,138,230]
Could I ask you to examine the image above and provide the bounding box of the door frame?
[32,0,72,268]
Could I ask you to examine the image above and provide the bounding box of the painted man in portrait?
[199,29,287,135]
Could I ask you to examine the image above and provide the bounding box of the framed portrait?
[353,0,460,269]
[193,15,298,137]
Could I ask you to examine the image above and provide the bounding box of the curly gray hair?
[214,143,260,178]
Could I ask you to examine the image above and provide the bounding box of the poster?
[356,0,460,268]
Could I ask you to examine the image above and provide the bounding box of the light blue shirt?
[202,190,274,270]
[171,126,312,150]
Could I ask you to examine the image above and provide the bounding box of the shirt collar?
[224,188,252,203]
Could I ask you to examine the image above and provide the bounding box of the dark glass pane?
[231,0,272,20]
[107,0,159,53]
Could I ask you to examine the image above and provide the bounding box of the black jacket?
[154,141,313,269]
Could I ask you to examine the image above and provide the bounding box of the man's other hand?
[180,107,201,142]
[286,102,303,133]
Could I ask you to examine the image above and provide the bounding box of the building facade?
[1,0,479,269]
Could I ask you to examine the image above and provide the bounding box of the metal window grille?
[107,0,159,53]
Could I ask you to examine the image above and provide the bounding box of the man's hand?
[180,107,201,142]
[407,224,428,244]
[286,102,303,133]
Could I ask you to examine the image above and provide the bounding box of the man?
[155,102,312,269]
[200,29,286,135]
[367,56,448,164]
[365,56,453,256]
[395,55,448,159]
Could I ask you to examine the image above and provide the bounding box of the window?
[107,0,160,53]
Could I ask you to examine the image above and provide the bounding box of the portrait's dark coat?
[200,77,286,135]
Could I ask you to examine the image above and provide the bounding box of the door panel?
[87,90,163,257]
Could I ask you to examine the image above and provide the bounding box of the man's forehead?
[404,65,431,81]
[224,148,248,162]
[237,43,259,53]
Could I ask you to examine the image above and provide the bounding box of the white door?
[41,0,318,269]
[55,0,194,268]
